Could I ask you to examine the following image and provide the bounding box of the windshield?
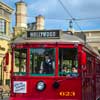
[13,47,78,77]
[30,48,55,76]
[59,48,78,77]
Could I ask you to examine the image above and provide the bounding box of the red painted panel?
[10,77,82,100]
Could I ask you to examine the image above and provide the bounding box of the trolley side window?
[86,53,94,74]
[14,48,27,75]
[59,48,78,77]
[96,62,100,74]
[30,48,55,76]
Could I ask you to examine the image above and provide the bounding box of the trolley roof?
[12,30,100,58]
[12,30,85,44]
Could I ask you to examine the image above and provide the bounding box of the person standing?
[40,54,54,74]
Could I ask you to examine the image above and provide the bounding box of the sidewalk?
[0,93,9,100]
[0,85,10,100]
[0,95,9,100]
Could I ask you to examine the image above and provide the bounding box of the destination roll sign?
[27,30,60,39]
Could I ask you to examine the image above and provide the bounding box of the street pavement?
[0,96,9,100]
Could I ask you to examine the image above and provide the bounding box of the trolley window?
[96,62,100,74]
[59,48,78,77]
[30,48,55,76]
[14,48,27,75]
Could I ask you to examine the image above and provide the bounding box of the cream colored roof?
[12,33,84,44]
[75,30,100,33]
[12,31,100,57]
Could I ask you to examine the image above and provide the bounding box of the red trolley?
[9,30,100,100]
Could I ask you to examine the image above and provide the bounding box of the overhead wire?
[12,12,100,21]
[74,17,100,21]
[57,0,74,20]
[27,15,100,21]
[57,0,83,31]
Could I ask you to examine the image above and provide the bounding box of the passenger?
[72,66,78,73]
[61,66,67,75]
[61,66,70,76]
[71,65,78,77]
[40,54,54,74]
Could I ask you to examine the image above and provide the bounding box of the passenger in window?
[40,54,55,74]
[72,65,78,73]
[61,65,70,76]
[71,65,78,77]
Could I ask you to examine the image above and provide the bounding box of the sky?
[2,0,100,31]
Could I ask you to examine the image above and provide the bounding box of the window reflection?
[14,48,27,75]
[59,48,78,77]
[30,48,55,76]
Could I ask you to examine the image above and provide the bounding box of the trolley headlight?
[36,81,46,91]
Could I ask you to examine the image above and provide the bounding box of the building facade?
[13,1,45,36]
[0,1,13,85]
[13,1,27,37]
[75,30,100,52]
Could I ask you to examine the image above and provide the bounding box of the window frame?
[14,48,27,76]
[58,46,79,77]
[29,47,56,76]
[0,19,6,34]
